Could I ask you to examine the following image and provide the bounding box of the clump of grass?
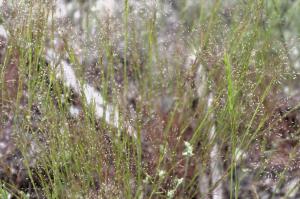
[0,0,299,198]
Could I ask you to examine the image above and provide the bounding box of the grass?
[0,0,300,198]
